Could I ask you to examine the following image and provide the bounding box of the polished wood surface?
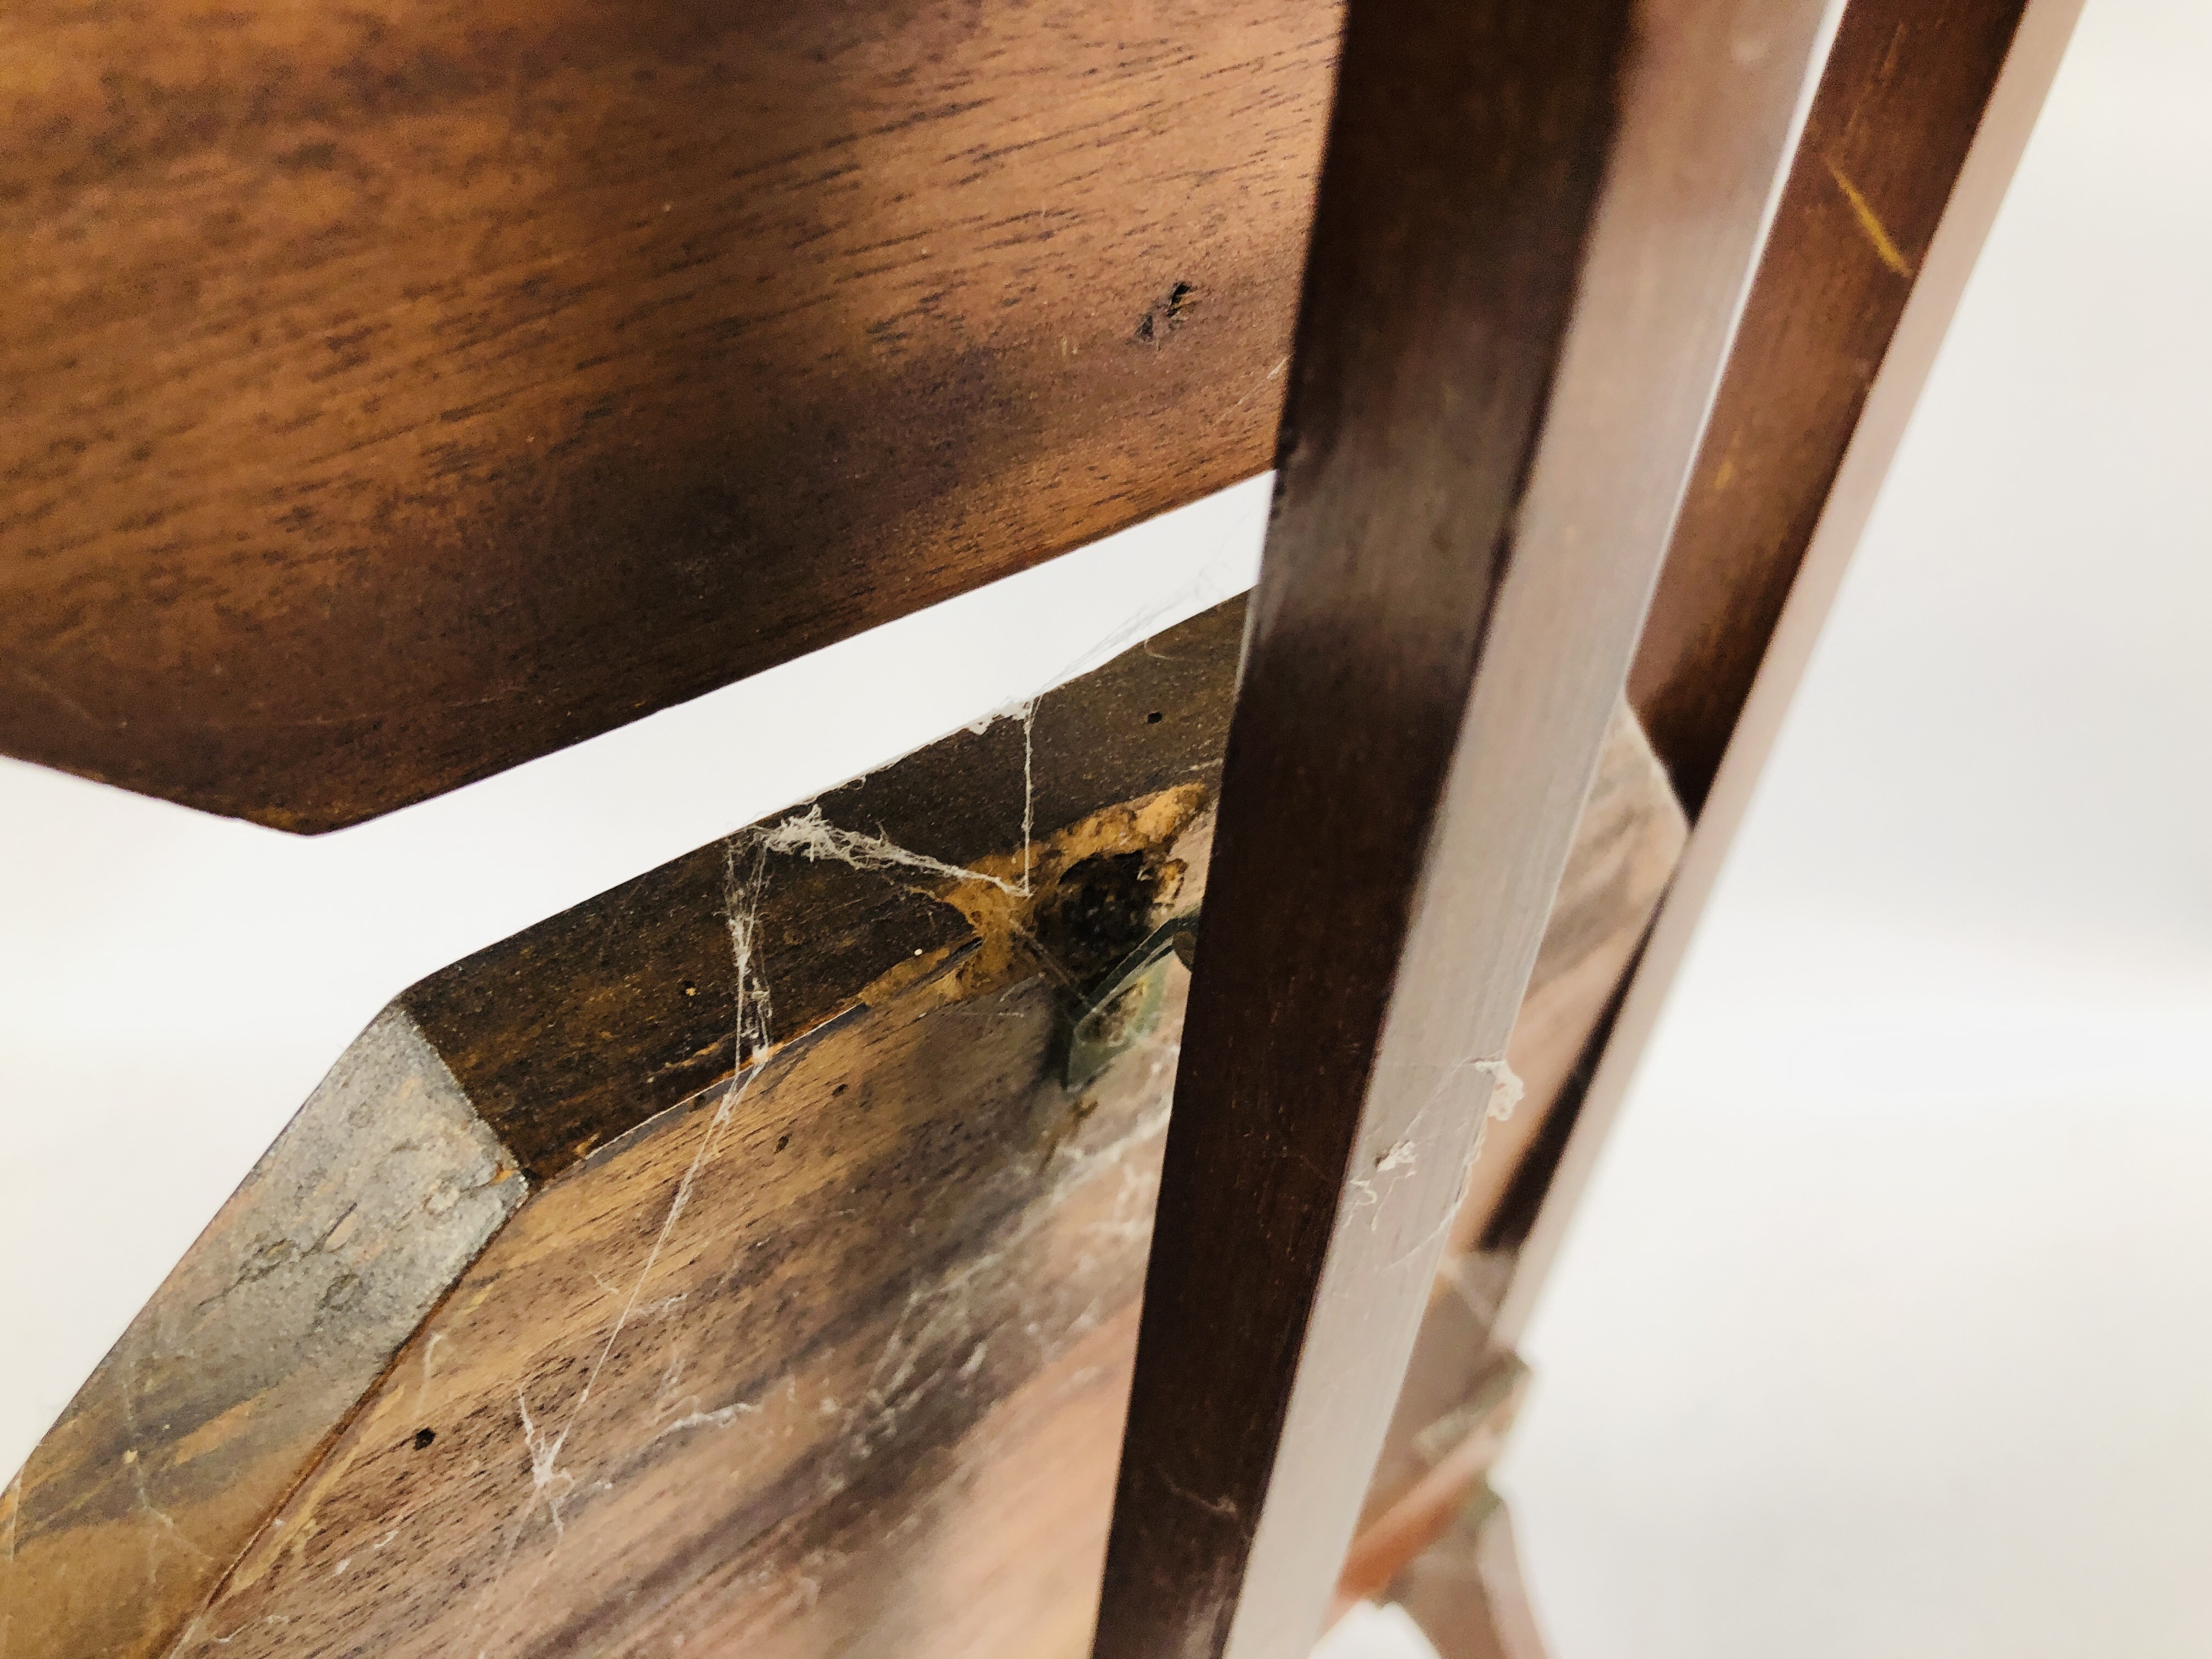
[1332,707,1685,1626]
[1446,706,1683,1257]
[1,0,1335,830]
[1492,0,2085,1367]
[1628,0,2030,812]
[1091,3,1628,1654]
[1092,0,1834,1651]
[2,0,2063,1646]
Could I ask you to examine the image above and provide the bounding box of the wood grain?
[399,600,1247,1182]
[1090,2,1629,1651]
[1350,0,2046,1546]
[1092,1,1833,1652]
[1491,0,2085,1381]
[1336,702,1685,1618]
[0,0,1336,830]
[1627,0,2032,812]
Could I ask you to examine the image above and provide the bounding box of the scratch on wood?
[1825,157,1915,275]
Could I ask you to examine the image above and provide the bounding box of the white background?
[1498,3,2212,1655]
[3,1,2206,1653]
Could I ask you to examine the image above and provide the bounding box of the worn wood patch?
[1,1011,525,1659]
[1,0,1335,830]
[399,600,1245,1182]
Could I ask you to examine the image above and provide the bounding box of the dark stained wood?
[1627,0,2031,814]
[0,0,1337,831]
[1483,0,2080,1450]
[1089,3,1633,1653]
[1445,707,1683,1257]
[1361,14,2051,1585]
[1091,0,1838,1650]
[1331,704,1684,1623]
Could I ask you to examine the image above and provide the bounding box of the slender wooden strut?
[1493,0,2087,1352]
[1485,0,2039,1265]
[1630,0,2034,814]
[1091,1,1832,1654]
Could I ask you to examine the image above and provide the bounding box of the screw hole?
[412,1427,436,1450]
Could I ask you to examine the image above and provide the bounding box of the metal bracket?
[1064,911,1200,1090]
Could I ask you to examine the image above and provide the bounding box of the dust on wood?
[0,1012,524,1659]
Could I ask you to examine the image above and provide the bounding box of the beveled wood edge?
[0,1011,526,1659]
[1447,706,1686,1255]
[1,0,1335,833]
[396,600,1246,1183]
[1492,0,2088,1352]
[1330,704,1688,1614]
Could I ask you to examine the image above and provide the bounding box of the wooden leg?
[1492,0,2087,1352]
[1090,2,1832,1654]
[1334,0,2064,1621]
[1629,0,2037,815]
[1391,1489,1554,1659]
